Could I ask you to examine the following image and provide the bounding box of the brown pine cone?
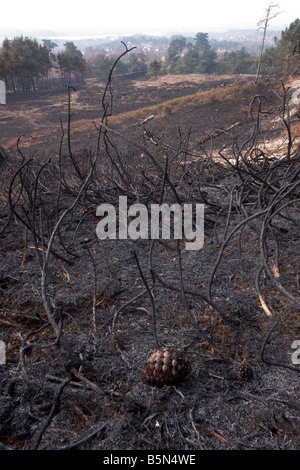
[143,348,191,386]
[236,358,253,380]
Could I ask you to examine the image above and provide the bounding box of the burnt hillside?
[0,71,299,451]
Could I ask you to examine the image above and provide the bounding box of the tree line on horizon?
[0,38,87,92]
[0,19,299,93]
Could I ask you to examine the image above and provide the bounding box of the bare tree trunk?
[256,20,268,83]
[255,3,282,83]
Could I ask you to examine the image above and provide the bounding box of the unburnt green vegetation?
[1,18,299,92]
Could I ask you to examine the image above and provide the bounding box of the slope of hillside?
[0,74,299,451]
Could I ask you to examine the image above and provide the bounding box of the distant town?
[1,27,281,56]
[2,18,298,93]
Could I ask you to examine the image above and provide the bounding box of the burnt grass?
[0,73,300,451]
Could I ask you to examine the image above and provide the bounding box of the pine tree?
[57,42,86,85]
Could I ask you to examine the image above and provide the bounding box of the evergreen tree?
[198,48,217,73]
[262,18,300,76]
[148,59,162,76]
[167,36,186,72]
[178,48,200,74]
[194,32,210,52]
[216,48,256,74]
[57,42,86,84]
[126,53,147,76]
[0,38,16,91]
[0,36,52,91]
[92,53,128,81]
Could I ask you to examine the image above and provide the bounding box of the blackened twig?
[32,376,71,450]
[53,423,108,450]
[133,251,160,348]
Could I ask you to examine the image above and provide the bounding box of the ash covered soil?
[0,74,299,451]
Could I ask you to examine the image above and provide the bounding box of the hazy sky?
[1,0,298,35]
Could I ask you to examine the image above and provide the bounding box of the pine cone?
[236,358,253,380]
[143,348,191,386]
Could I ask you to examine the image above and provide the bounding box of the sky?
[1,0,299,37]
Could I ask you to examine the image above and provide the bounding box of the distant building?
[0,80,6,104]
